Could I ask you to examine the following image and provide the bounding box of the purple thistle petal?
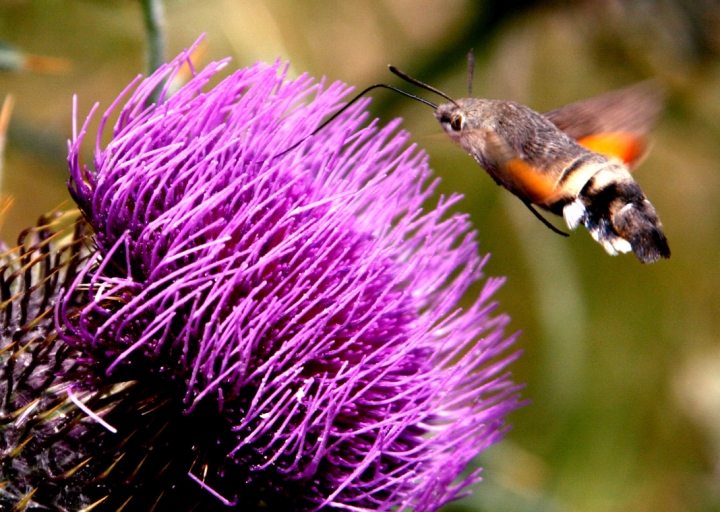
[61,39,523,510]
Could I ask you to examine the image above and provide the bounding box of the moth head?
[437,107,465,132]
[436,102,467,136]
[435,99,493,143]
[436,98,495,131]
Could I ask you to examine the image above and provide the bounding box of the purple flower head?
[59,40,523,510]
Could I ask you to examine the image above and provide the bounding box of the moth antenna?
[388,65,460,108]
[467,49,475,97]
[522,200,570,237]
[276,83,437,158]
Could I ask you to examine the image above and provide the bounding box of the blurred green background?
[0,1,718,511]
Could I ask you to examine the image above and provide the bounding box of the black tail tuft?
[613,199,670,263]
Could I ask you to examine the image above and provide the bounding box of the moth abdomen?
[562,165,670,263]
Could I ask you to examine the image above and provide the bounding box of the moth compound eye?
[450,115,463,131]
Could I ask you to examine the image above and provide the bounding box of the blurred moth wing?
[483,129,559,205]
[544,81,664,170]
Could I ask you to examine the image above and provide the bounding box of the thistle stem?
[140,0,166,104]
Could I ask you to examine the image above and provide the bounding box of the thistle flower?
[2,41,522,510]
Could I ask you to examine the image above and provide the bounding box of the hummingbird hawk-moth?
[292,59,670,263]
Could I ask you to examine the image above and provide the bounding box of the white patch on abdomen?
[563,199,586,230]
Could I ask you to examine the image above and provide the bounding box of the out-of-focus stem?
[140,0,166,104]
